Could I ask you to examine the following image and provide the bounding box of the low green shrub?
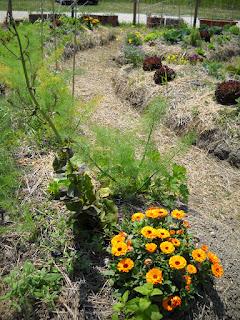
[76,98,188,208]
[1,261,62,312]
[126,31,143,46]
[0,99,20,212]
[163,28,189,44]
[229,25,240,35]
[203,61,225,79]
[123,45,145,67]
[144,30,163,42]
[189,28,201,47]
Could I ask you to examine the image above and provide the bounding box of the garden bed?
[113,29,240,168]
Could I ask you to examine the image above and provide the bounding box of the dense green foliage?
[1,261,62,312]
[76,98,189,208]
[0,98,20,211]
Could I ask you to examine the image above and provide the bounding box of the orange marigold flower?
[146,268,163,285]
[111,233,126,246]
[176,229,184,235]
[117,258,134,273]
[145,243,157,253]
[171,209,186,220]
[141,226,157,239]
[185,285,191,291]
[187,264,197,274]
[160,241,175,254]
[170,238,181,247]
[183,275,192,285]
[144,258,153,266]
[156,228,170,239]
[170,230,176,235]
[182,220,190,228]
[192,249,207,263]
[131,212,145,222]
[169,255,187,270]
[111,242,128,257]
[162,297,173,312]
[146,207,168,219]
[171,296,181,308]
[211,263,224,278]
[207,251,220,264]
[162,296,181,311]
[201,244,208,252]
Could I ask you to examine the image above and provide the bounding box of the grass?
[0,0,239,20]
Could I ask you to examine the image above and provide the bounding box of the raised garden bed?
[29,13,62,23]
[199,18,238,27]
[82,14,119,27]
[147,16,164,28]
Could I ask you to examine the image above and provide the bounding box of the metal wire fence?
[0,0,239,21]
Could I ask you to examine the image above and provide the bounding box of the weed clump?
[143,56,162,71]
[154,66,176,85]
[215,80,240,105]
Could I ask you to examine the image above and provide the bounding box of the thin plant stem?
[7,5,63,144]
[72,6,77,102]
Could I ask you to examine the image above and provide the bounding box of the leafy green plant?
[123,45,145,67]
[163,28,189,44]
[144,31,163,42]
[203,61,224,79]
[229,25,240,35]
[126,31,143,46]
[189,28,201,47]
[0,100,20,212]
[195,47,206,56]
[226,57,240,76]
[77,98,188,208]
[48,159,118,234]
[1,261,62,312]
[113,285,163,320]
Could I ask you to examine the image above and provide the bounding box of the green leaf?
[139,298,151,312]
[150,288,163,296]
[98,187,112,198]
[112,313,119,320]
[147,304,163,320]
[126,298,139,313]
[134,283,153,296]
[121,291,129,304]
[113,303,123,312]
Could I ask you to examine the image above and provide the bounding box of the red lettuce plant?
[143,56,162,71]
[215,80,240,105]
[154,66,176,85]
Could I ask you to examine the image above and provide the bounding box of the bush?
[215,80,240,105]
[190,28,202,46]
[77,99,188,208]
[1,261,62,312]
[144,31,163,42]
[163,28,190,44]
[126,31,143,46]
[123,45,145,67]
[203,61,224,79]
[154,66,176,85]
[143,56,162,71]
[109,207,224,320]
[229,25,240,35]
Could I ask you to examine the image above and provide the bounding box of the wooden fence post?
[193,0,201,28]
[133,0,137,25]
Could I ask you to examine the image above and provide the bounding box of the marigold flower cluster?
[109,207,224,316]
